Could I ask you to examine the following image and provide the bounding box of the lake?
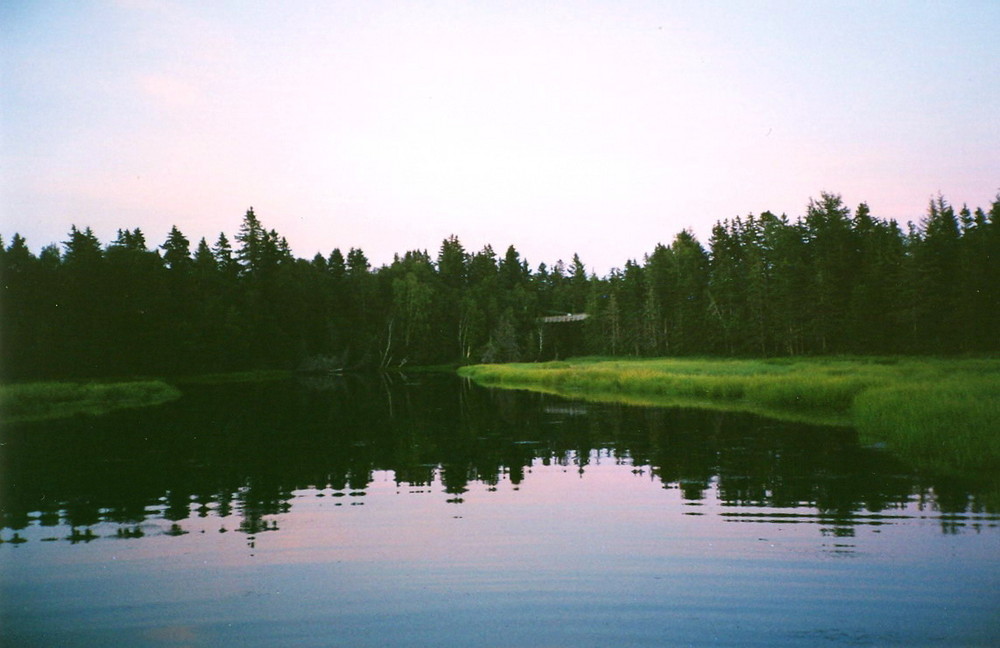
[1,374,997,647]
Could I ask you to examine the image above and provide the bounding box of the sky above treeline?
[3,0,998,274]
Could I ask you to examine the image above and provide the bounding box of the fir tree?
[161,225,192,271]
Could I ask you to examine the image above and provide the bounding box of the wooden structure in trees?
[538,313,589,324]
[537,313,589,358]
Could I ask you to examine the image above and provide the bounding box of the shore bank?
[459,357,1000,475]
[0,380,182,424]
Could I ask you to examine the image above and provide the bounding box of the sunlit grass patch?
[0,380,182,423]
[459,356,1000,474]
[746,373,876,413]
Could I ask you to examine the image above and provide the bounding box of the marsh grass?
[0,380,182,424]
[459,357,1000,472]
[853,376,1000,473]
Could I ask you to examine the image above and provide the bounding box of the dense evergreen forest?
[1,192,997,381]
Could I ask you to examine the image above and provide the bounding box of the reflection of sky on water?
[2,377,998,646]
[4,453,998,647]
[7,450,995,563]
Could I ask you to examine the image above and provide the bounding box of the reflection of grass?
[0,380,181,423]
[459,357,1000,474]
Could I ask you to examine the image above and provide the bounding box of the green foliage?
[235,207,266,275]
[62,225,102,266]
[460,357,1000,473]
[852,365,1000,473]
[1,191,998,380]
[0,380,181,423]
[160,225,191,271]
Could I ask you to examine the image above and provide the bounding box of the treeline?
[1,192,997,380]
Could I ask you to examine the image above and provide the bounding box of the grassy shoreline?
[0,369,298,424]
[0,380,183,424]
[459,356,1000,474]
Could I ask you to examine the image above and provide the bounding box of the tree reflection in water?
[0,373,994,543]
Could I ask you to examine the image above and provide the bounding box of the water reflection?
[1,374,995,544]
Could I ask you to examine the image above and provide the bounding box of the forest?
[1,192,997,381]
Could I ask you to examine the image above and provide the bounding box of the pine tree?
[670,230,711,354]
[436,235,469,360]
[328,248,346,279]
[568,253,589,313]
[213,232,239,277]
[161,225,192,271]
[708,219,746,354]
[235,207,266,276]
[63,226,103,266]
[959,199,1000,352]
[392,263,435,361]
[466,246,499,360]
[848,204,907,353]
[760,213,808,355]
[437,235,467,288]
[194,238,217,274]
[914,195,962,351]
[499,245,527,291]
[1,235,38,378]
[803,192,858,353]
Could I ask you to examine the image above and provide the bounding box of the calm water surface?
[1,375,997,647]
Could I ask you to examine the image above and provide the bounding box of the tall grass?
[459,357,1000,473]
[853,376,1000,473]
[0,380,182,424]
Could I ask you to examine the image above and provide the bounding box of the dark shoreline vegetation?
[1,191,997,476]
[460,357,1000,478]
[0,380,182,424]
[0,371,293,424]
[1,191,998,381]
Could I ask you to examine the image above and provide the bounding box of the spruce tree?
[161,225,192,271]
[235,207,266,276]
[213,232,239,278]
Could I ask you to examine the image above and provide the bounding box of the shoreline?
[459,356,1000,476]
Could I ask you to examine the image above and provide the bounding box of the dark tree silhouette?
[2,193,998,380]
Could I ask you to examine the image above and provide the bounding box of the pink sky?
[3,1,998,274]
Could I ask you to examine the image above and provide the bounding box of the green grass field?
[459,356,1000,474]
[0,380,182,424]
